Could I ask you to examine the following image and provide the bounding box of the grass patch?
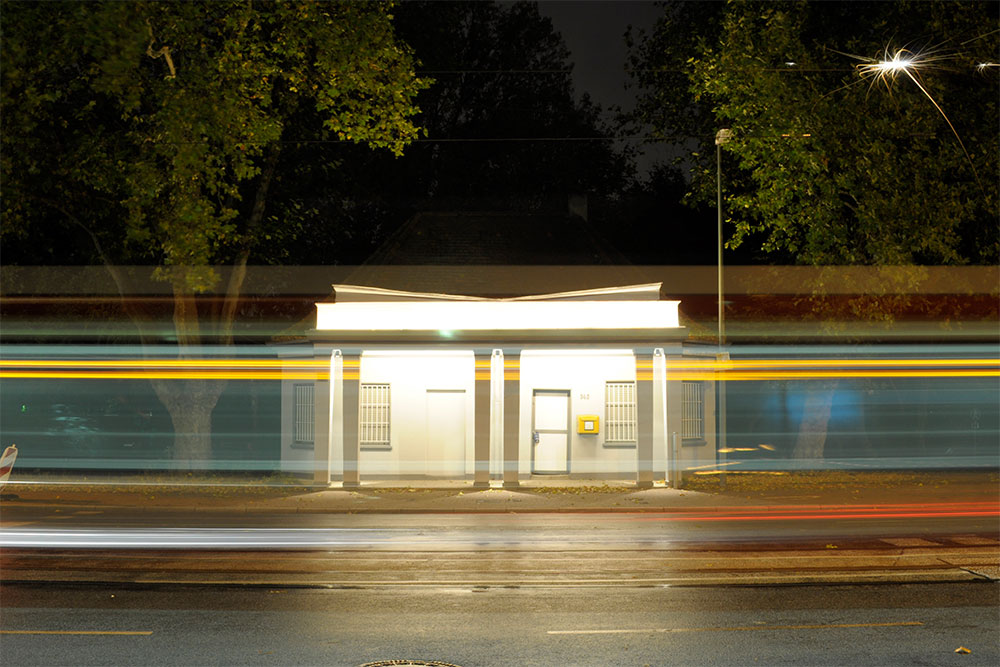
[533,485,632,495]
[4,471,314,497]
[681,469,999,495]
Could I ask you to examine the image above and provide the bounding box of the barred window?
[360,383,391,449]
[605,381,636,444]
[293,384,314,444]
[682,381,705,440]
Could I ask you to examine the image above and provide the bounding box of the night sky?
[537,1,662,113]
[536,1,670,173]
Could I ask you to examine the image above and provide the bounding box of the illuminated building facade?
[280,283,719,487]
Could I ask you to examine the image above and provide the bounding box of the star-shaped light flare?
[856,46,983,193]
[856,46,952,89]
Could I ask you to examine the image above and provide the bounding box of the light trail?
[636,500,1000,522]
[2,356,995,381]
[644,510,999,522]
[2,502,996,548]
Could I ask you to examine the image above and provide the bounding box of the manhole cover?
[360,662,463,667]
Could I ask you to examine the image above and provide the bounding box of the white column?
[329,350,344,480]
[312,349,332,486]
[502,348,521,489]
[635,350,654,489]
[653,348,668,482]
[490,349,504,479]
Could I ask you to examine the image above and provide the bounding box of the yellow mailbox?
[577,415,600,434]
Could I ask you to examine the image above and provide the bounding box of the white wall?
[279,346,716,481]
[518,350,638,475]
[359,351,475,476]
[279,348,319,475]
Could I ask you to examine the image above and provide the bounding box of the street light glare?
[875,54,913,74]
[856,44,983,195]
[858,47,920,86]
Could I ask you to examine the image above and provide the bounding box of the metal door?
[532,390,570,474]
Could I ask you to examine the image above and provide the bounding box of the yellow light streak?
[672,370,998,381]
[1,357,995,381]
[684,460,744,471]
[693,470,789,476]
[664,358,999,369]
[0,371,328,380]
[0,359,328,369]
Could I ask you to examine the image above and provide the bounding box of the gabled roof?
[314,282,684,344]
[331,283,664,302]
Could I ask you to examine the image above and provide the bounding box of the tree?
[392,0,631,205]
[269,0,636,264]
[630,0,999,462]
[1,1,428,467]
[631,0,998,266]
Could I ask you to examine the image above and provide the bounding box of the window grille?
[682,381,705,440]
[605,381,636,444]
[360,383,391,448]
[293,384,314,444]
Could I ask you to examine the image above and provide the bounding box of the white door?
[533,390,569,474]
[426,390,466,476]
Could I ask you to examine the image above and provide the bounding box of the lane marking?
[1,630,153,636]
[548,621,924,635]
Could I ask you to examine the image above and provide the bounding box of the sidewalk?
[2,470,997,514]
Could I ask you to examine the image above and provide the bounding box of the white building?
[280,282,719,488]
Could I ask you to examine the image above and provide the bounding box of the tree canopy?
[267,0,635,265]
[630,0,999,266]
[2,0,428,287]
[1,0,428,466]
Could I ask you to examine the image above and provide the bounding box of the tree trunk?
[792,379,839,464]
[152,378,224,470]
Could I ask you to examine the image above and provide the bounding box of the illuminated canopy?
[315,284,681,334]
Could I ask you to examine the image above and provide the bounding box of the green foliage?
[630,0,999,266]
[2,0,428,289]
[262,0,635,265]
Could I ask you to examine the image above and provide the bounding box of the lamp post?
[715,128,732,346]
[715,128,731,487]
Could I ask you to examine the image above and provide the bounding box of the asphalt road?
[1,581,997,666]
[3,507,998,586]
[2,503,998,544]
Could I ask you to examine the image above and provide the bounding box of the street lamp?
[715,128,732,347]
[715,128,732,487]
